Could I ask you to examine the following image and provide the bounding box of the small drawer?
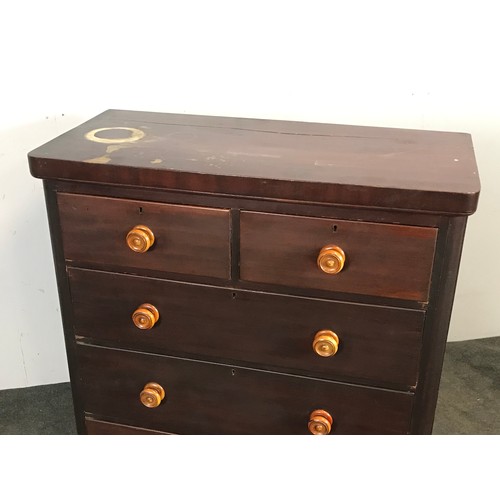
[240,211,437,301]
[57,193,231,279]
[69,267,424,390]
[77,344,414,434]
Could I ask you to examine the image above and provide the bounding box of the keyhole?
[332,225,337,232]
[231,369,236,376]
[138,206,143,214]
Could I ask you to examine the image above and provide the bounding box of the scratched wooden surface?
[57,192,231,280]
[28,109,480,214]
[33,110,480,434]
[77,343,414,435]
[240,210,437,301]
[68,267,425,391]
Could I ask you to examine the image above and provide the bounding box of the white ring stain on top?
[85,127,145,144]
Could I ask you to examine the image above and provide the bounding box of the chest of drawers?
[29,110,480,434]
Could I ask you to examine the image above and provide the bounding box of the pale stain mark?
[85,142,134,163]
[150,159,163,164]
[227,151,281,159]
[85,155,112,164]
[84,127,147,163]
[85,127,145,144]
[106,144,134,154]
[314,160,336,167]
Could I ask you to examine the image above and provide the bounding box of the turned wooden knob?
[313,330,340,357]
[140,382,165,408]
[317,245,346,274]
[308,409,333,435]
[126,225,155,252]
[132,303,160,330]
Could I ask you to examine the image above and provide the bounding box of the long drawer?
[77,344,414,435]
[69,268,424,389]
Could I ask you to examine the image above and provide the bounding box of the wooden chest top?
[28,109,479,214]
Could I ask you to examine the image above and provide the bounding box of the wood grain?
[411,217,468,433]
[77,344,414,435]
[30,111,480,436]
[69,267,424,390]
[42,182,86,434]
[240,211,437,301]
[85,417,169,435]
[28,109,480,215]
[57,192,231,279]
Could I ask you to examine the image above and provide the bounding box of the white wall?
[1,1,498,389]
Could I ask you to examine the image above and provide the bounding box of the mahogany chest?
[29,110,480,434]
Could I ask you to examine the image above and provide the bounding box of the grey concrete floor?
[433,336,499,434]
[0,337,498,434]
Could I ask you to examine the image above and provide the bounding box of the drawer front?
[85,417,169,435]
[57,193,231,279]
[77,344,414,434]
[240,211,437,301]
[69,268,424,389]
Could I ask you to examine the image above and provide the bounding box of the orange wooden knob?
[132,303,160,330]
[317,245,346,274]
[308,409,333,435]
[126,225,155,253]
[140,382,165,408]
[313,330,340,357]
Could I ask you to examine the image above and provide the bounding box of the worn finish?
[57,193,231,280]
[240,211,437,301]
[411,217,468,433]
[85,418,168,435]
[5,337,499,435]
[29,109,479,214]
[308,409,334,435]
[42,182,86,434]
[69,267,424,390]
[48,179,448,228]
[78,344,414,435]
[29,110,479,434]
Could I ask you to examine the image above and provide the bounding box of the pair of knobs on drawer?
[126,225,347,276]
[139,383,333,435]
[132,306,340,359]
